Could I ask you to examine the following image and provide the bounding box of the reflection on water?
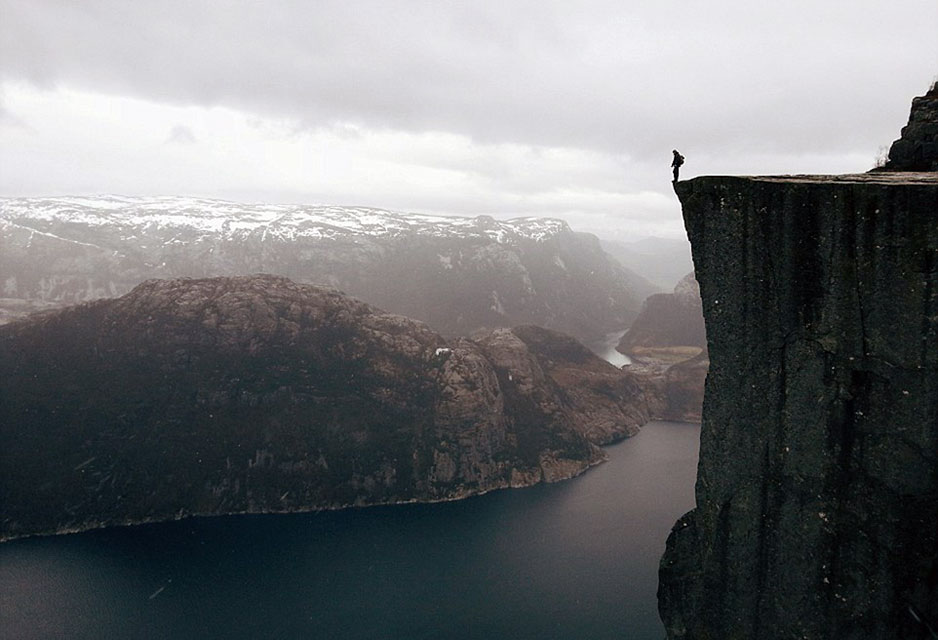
[0,422,699,640]
[586,329,632,367]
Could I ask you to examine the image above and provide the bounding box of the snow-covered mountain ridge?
[0,195,654,342]
[0,196,569,244]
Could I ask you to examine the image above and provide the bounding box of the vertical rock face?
[659,174,938,639]
[880,83,938,171]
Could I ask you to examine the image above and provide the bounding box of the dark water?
[0,421,699,640]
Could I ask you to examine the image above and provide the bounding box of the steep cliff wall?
[659,173,938,639]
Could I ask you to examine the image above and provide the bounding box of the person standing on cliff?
[672,150,685,182]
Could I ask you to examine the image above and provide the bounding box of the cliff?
[0,275,650,541]
[658,173,938,638]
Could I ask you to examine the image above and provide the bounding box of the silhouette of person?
[671,150,685,182]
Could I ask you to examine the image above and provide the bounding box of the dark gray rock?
[879,83,938,172]
[659,173,938,639]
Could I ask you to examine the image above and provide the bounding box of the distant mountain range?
[0,196,657,343]
[0,275,652,540]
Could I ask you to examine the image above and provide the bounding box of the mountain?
[609,273,708,424]
[0,196,648,343]
[626,352,708,424]
[617,272,706,358]
[600,236,694,290]
[0,275,652,541]
[659,171,938,639]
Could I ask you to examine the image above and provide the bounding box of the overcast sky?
[1,1,935,240]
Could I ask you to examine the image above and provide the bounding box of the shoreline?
[1,445,611,545]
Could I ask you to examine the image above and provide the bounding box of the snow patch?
[0,196,569,245]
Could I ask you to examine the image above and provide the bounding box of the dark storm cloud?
[2,0,935,164]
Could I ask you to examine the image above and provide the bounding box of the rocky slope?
[612,272,707,423]
[879,82,938,171]
[617,272,706,355]
[493,324,650,444]
[0,275,650,541]
[659,172,938,639]
[0,197,648,343]
[627,352,708,424]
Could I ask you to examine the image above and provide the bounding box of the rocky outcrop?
[879,83,938,172]
[0,275,650,541]
[613,272,707,423]
[497,324,650,444]
[628,352,708,424]
[617,272,706,356]
[659,173,938,639]
[0,197,648,343]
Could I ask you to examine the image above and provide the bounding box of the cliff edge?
[659,173,938,638]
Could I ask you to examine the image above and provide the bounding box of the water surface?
[0,421,698,640]
[585,329,633,368]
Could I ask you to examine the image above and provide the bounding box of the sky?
[1,1,935,240]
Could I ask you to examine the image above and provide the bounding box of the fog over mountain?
[0,195,656,343]
[601,237,694,290]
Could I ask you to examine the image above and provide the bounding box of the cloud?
[0,2,935,240]
[0,85,692,238]
[166,123,196,144]
[1,1,935,161]
[0,88,31,130]
[0,104,27,129]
